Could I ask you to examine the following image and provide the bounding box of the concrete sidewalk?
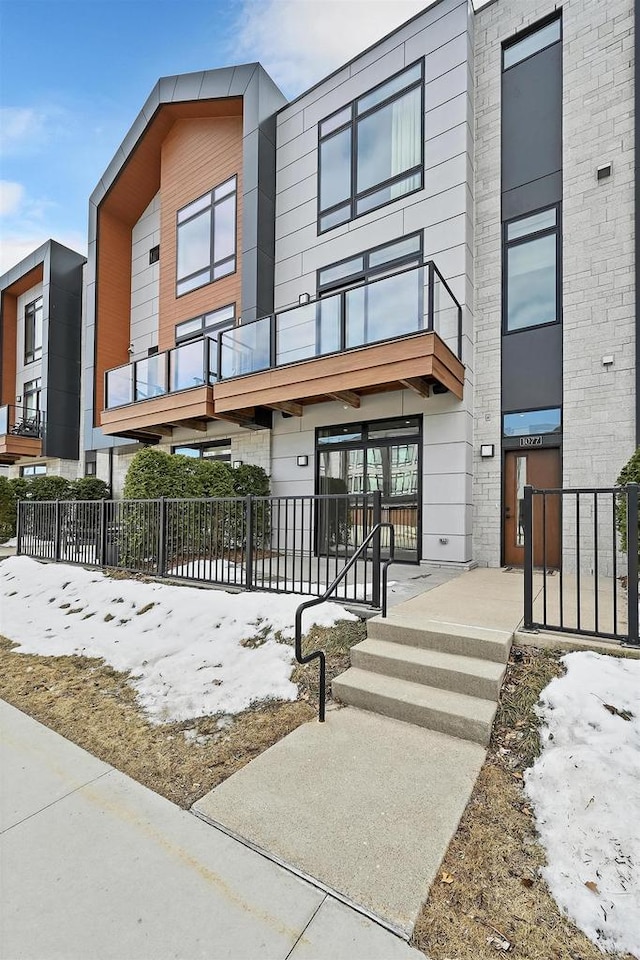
[0,700,423,960]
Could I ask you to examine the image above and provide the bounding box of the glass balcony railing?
[0,404,44,439]
[103,261,462,410]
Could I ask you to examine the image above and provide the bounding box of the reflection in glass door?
[316,418,421,561]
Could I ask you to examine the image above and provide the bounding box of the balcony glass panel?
[432,272,460,348]
[0,405,8,434]
[106,364,133,408]
[221,316,271,378]
[170,340,207,392]
[276,297,341,365]
[345,267,423,349]
[135,355,167,401]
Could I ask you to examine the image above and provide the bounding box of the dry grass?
[411,645,636,960]
[0,618,365,809]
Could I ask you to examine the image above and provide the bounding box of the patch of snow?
[1,537,17,547]
[169,558,244,582]
[525,651,640,957]
[0,556,356,725]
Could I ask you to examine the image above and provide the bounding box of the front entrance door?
[503,448,561,568]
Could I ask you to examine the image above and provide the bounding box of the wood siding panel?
[213,333,465,409]
[95,211,133,418]
[1,293,18,406]
[0,435,42,464]
[100,385,214,435]
[158,115,243,352]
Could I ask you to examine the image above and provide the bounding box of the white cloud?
[0,108,47,155]
[0,230,86,275]
[232,0,428,95]
[0,181,25,218]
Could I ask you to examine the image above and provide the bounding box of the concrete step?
[367,616,512,664]
[350,638,506,701]
[332,668,497,746]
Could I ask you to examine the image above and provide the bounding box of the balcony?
[100,262,464,439]
[0,405,43,464]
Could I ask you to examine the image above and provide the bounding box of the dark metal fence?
[17,491,393,608]
[523,483,639,645]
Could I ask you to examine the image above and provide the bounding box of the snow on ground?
[525,651,640,957]
[0,556,355,724]
[1,537,17,547]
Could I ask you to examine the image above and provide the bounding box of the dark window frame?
[317,231,423,295]
[317,60,425,234]
[502,12,562,72]
[149,245,160,264]
[175,303,236,345]
[502,202,562,336]
[170,439,232,461]
[314,414,423,561]
[176,175,237,297]
[20,463,47,477]
[24,296,43,365]
[502,405,562,438]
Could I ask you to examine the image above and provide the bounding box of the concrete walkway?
[0,700,423,960]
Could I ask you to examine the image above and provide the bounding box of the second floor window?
[504,206,559,332]
[24,296,43,363]
[176,176,237,296]
[318,61,424,233]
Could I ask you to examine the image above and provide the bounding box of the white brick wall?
[473,0,636,568]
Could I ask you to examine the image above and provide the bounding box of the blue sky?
[0,0,488,273]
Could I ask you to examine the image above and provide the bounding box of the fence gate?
[523,483,639,645]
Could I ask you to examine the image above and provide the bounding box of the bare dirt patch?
[0,617,365,809]
[411,644,636,960]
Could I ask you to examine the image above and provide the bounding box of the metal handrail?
[294,521,395,722]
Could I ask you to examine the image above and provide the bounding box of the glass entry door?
[316,417,421,562]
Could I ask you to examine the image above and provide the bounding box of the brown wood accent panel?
[504,449,561,568]
[158,115,243,351]
[100,386,215,436]
[0,435,42,464]
[213,333,465,411]
[100,99,242,225]
[95,211,133,419]
[95,100,243,426]
[1,293,18,406]
[4,263,44,297]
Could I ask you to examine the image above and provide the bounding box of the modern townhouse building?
[30,0,634,570]
[0,240,86,478]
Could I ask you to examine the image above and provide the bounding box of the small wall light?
[296,455,308,467]
[15,395,22,403]
[298,292,311,305]
[602,355,614,367]
[480,444,495,458]
[233,460,243,468]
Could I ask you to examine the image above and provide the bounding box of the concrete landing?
[193,706,485,935]
[0,700,422,960]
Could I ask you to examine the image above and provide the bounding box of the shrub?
[0,475,17,541]
[72,476,110,500]
[231,463,271,548]
[616,447,640,565]
[27,475,72,501]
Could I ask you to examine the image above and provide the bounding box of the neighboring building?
[0,241,86,480]
[17,0,637,568]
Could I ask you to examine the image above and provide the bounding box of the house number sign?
[519,435,543,447]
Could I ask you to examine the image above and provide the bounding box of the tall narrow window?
[504,207,559,332]
[318,62,424,232]
[24,297,43,363]
[176,176,237,296]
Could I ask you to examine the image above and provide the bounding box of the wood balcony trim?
[0,435,42,464]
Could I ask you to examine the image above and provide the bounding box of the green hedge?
[0,474,110,542]
[616,448,640,565]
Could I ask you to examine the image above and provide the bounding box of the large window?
[318,62,424,233]
[24,297,43,364]
[317,233,423,294]
[503,15,561,70]
[176,176,237,296]
[23,378,41,420]
[20,464,47,477]
[504,206,559,332]
[171,439,231,461]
